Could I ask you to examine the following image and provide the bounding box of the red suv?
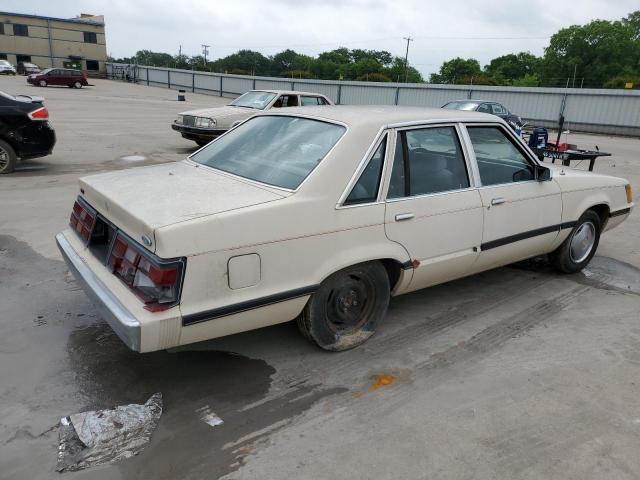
[27,68,89,88]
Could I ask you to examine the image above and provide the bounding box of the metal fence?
[107,63,640,136]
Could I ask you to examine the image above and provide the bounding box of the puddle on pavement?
[66,324,344,479]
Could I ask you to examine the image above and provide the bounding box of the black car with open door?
[0,91,56,173]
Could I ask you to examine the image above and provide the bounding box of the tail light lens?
[69,198,96,242]
[108,232,184,312]
[28,107,49,121]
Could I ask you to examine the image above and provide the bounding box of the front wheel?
[39,79,47,87]
[550,210,601,273]
[0,140,18,174]
[73,81,82,89]
[195,139,209,147]
[297,262,390,351]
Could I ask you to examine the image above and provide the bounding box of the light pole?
[403,36,413,83]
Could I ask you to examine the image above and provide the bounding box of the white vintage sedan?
[56,106,633,353]
[171,89,333,146]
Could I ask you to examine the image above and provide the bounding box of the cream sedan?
[171,89,333,146]
[57,106,633,353]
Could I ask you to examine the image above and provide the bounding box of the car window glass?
[467,126,535,185]
[388,126,470,198]
[345,136,386,205]
[301,96,320,106]
[491,103,507,115]
[477,103,491,113]
[191,116,345,190]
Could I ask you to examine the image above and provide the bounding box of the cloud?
[4,0,638,76]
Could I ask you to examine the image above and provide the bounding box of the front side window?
[13,24,28,36]
[467,126,535,185]
[191,116,346,190]
[344,136,386,205]
[477,103,491,113]
[229,91,277,110]
[388,126,470,198]
[273,95,298,108]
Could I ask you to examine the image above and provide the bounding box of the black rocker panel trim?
[182,285,319,326]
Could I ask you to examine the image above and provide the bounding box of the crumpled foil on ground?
[56,392,162,472]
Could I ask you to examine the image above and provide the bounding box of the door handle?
[395,213,414,222]
[491,197,506,206]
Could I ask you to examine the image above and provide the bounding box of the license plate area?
[88,215,117,264]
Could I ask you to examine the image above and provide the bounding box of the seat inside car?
[409,150,455,195]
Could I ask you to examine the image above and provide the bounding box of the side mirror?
[536,165,551,182]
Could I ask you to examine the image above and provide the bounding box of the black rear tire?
[0,140,18,174]
[550,210,601,273]
[297,262,390,351]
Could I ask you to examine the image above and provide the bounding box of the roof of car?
[251,89,329,97]
[259,105,497,128]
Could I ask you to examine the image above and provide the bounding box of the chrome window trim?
[335,126,388,209]
[382,122,475,201]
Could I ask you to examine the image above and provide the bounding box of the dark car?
[442,100,523,128]
[0,91,56,173]
[17,62,41,75]
[27,68,88,89]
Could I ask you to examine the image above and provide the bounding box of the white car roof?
[259,105,497,129]
[250,89,330,97]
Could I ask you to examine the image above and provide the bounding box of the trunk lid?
[79,161,287,253]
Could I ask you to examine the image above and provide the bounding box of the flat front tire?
[0,140,17,174]
[550,210,601,273]
[297,262,390,351]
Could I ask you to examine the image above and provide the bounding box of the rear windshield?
[190,115,346,189]
[443,101,479,111]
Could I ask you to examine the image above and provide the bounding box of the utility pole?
[572,63,577,88]
[202,44,210,66]
[403,36,413,83]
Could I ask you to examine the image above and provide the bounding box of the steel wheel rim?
[570,221,596,263]
[325,272,375,334]
[0,146,8,170]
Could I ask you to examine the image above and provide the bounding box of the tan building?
[0,12,107,75]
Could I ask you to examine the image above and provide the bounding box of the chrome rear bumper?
[55,233,141,351]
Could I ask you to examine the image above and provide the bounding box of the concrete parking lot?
[1,75,639,480]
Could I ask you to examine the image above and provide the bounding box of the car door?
[48,69,63,85]
[463,123,562,271]
[383,124,483,292]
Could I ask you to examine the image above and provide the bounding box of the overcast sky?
[6,0,638,76]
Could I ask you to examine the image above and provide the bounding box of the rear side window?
[344,136,386,205]
[467,126,534,185]
[301,96,321,106]
[388,126,470,198]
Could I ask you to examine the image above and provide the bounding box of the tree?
[271,49,313,76]
[484,52,540,83]
[430,58,481,84]
[214,50,271,75]
[540,18,638,87]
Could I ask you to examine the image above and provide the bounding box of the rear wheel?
[38,79,47,87]
[0,140,18,174]
[297,262,390,351]
[550,210,601,273]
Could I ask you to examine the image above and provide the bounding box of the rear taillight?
[28,106,49,121]
[69,198,96,242]
[108,232,183,312]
